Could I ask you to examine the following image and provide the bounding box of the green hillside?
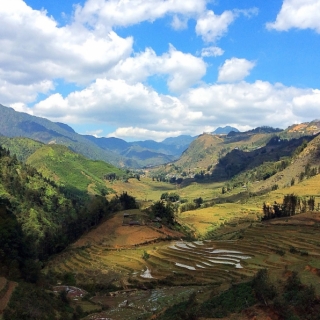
[0,136,43,162]
[26,144,125,195]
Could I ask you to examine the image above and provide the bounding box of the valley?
[1,107,320,319]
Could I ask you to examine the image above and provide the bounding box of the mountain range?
[0,104,237,168]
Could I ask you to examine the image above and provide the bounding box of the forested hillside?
[0,145,137,278]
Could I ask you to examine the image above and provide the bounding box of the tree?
[151,201,175,225]
[307,196,315,211]
[252,269,276,306]
[119,192,137,210]
[193,197,203,208]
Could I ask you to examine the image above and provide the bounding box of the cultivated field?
[47,204,320,319]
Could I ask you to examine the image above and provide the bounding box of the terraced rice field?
[48,213,320,293]
[46,213,320,320]
[176,203,260,236]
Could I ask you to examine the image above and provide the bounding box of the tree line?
[262,194,316,220]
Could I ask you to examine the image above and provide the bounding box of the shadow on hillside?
[209,135,314,182]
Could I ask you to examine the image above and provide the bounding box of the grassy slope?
[26,144,124,194]
[153,132,277,176]
[0,136,43,162]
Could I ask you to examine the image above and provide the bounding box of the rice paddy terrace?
[47,212,320,320]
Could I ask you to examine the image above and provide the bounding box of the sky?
[1,0,320,141]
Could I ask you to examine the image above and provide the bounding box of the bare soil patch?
[267,212,320,226]
[0,280,17,314]
[72,210,183,248]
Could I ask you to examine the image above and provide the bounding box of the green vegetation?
[3,282,72,320]
[158,270,320,320]
[262,194,317,220]
[0,136,43,162]
[26,144,124,195]
[0,145,138,279]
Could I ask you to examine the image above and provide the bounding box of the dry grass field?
[72,209,184,248]
[107,176,224,204]
[177,203,260,237]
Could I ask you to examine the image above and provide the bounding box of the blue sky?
[1,0,320,141]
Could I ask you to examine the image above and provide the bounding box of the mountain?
[174,129,279,171]
[0,104,193,168]
[83,135,193,161]
[213,126,239,134]
[0,104,128,166]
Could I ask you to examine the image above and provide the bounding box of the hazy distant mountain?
[213,126,239,134]
[162,135,196,147]
[0,104,129,166]
[0,104,193,168]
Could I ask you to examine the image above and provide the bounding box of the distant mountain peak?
[213,126,239,135]
[55,122,75,133]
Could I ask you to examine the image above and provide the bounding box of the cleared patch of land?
[0,278,17,315]
[72,209,183,248]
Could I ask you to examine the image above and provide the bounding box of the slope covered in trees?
[0,145,137,277]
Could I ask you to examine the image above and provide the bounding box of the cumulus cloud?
[0,1,133,84]
[85,129,104,137]
[0,78,54,106]
[201,46,224,57]
[16,77,320,140]
[267,0,320,33]
[196,10,235,42]
[292,89,320,116]
[182,81,309,129]
[108,127,183,142]
[105,45,207,93]
[74,0,207,30]
[31,79,190,128]
[218,58,256,83]
[196,8,258,42]
[0,0,211,106]
[0,0,133,106]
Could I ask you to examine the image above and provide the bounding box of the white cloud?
[182,81,308,129]
[85,129,103,137]
[292,89,320,116]
[218,58,256,83]
[171,15,189,30]
[201,46,224,57]
[108,127,183,142]
[0,0,211,106]
[0,1,133,84]
[195,8,258,43]
[0,78,54,106]
[105,45,207,93]
[18,77,320,140]
[267,0,320,33]
[32,79,189,127]
[0,0,133,105]
[196,10,235,42]
[74,0,207,29]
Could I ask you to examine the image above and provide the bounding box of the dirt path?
[0,279,17,314]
